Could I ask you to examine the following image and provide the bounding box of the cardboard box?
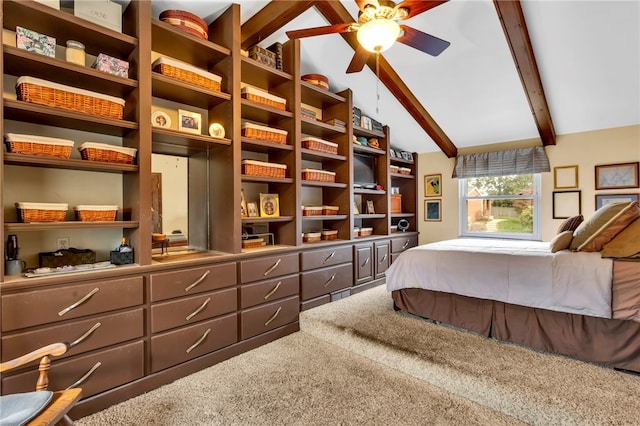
[93,53,129,78]
[16,26,56,58]
[74,0,122,33]
[33,0,60,10]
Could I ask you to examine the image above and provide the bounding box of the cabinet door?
[375,240,390,279]
[354,244,373,285]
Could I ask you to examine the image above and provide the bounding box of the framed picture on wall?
[553,165,579,190]
[424,174,441,197]
[595,193,639,210]
[424,199,441,222]
[595,162,639,190]
[552,190,581,219]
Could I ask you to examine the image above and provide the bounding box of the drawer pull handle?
[264,307,282,327]
[186,298,211,321]
[362,257,370,267]
[66,362,101,390]
[58,288,99,317]
[186,329,211,354]
[263,258,281,276]
[323,251,336,264]
[323,273,336,288]
[402,240,410,250]
[69,323,102,348]
[264,281,282,300]
[379,254,388,263]
[185,270,210,292]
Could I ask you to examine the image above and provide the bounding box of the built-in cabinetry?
[389,144,418,232]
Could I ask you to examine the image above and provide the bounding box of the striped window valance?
[452,146,550,178]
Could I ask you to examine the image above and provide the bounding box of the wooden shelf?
[353,144,386,156]
[241,175,294,184]
[5,221,139,232]
[301,117,347,138]
[241,138,294,153]
[241,57,293,88]
[391,213,415,218]
[300,181,348,189]
[300,148,346,162]
[353,125,385,139]
[152,73,231,109]
[152,128,231,156]
[354,188,386,195]
[300,81,346,108]
[241,216,295,224]
[3,153,138,173]
[241,99,294,123]
[390,172,415,179]
[354,214,386,220]
[301,215,348,221]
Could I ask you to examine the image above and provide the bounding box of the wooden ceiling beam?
[314,1,457,157]
[494,0,556,146]
[240,0,316,50]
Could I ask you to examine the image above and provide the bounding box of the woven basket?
[242,238,264,249]
[321,230,338,240]
[153,57,221,92]
[301,168,336,183]
[322,205,339,215]
[16,202,67,223]
[79,142,137,164]
[303,232,321,243]
[16,77,124,119]
[241,122,287,144]
[301,137,338,155]
[242,160,287,178]
[302,206,323,216]
[360,227,373,237]
[75,205,118,222]
[241,87,286,110]
[5,134,74,159]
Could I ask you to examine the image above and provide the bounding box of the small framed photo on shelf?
[424,199,441,222]
[595,162,639,190]
[151,111,171,128]
[552,190,581,219]
[247,202,259,217]
[390,148,397,158]
[353,201,360,215]
[553,165,578,189]
[595,193,639,210]
[240,189,248,218]
[424,174,442,197]
[259,193,280,218]
[366,200,375,214]
[178,109,202,134]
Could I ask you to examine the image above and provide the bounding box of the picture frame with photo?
[151,111,171,128]
[424,174,442,197]
[366,200,375,214]
[247,202,259,217]
[389,148,397,158]
[424,199,441,222]
[595,193,639,210]
[178,109,202,134]
[240,188,248,218]
[595,162,639,190]
[259,193,280,218]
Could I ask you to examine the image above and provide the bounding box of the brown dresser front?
[240,295,299,340]
[300,245,352,271]
[150,262,236,302]
[300,263,353,301]
[239,253,298,284]
[240,274,299,309]
[391,235,418,263]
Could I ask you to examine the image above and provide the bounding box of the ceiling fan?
[286,0,451,73]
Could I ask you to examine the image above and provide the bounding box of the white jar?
[65,40,85,66]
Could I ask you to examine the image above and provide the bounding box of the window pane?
[465,200,534,234]
[467,174,534,196]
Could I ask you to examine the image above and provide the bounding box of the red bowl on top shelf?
[302,74,329,90]
[159,10,208,40]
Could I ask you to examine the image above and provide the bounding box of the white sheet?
[385,238,614,319]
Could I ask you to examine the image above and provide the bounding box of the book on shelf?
[267,42,283,71]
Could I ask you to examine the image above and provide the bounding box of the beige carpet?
[76,286,640,425]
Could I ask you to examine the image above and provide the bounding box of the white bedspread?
[385,238,614,319]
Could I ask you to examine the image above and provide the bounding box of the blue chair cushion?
[0,391,53,426]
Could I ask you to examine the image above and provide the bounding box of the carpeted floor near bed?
[76,285,640,426]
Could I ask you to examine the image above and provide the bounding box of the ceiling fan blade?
[396,1,449,19]
[286,23,354,39]
[397,25,450,56]
[346,45,370,74]
[355,0,380,12]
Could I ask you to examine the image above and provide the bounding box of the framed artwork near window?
[424,199,441,222]
[424,174,441,197]
[595,162,639,190]
[552,190,581,219]
[553,165,579,189]
[595,193,639,210]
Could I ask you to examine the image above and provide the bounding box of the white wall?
[416,125,640,244]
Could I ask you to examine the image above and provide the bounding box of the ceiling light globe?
[357,19,400,53]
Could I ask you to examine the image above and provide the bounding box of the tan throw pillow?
[550,231,574,253]
[601,217,640,258]
[557,215,584,234]
[571,201,640,252]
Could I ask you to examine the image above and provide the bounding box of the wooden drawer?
[391,235,418,254]
[240,253,298,284]
[2,340,144,399]
[240,295,299,340]
[375,240,390,279]
[300,245,352,271]
[151,288,237,333]
[150,313,237,373]
[300,263,353,301]
[2,308,143,362]
[1,276,143,332]
[240,274,299,309]
[355,244,373,285]
[150,262,236,302]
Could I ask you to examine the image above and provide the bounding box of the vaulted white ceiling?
[145,0,640,154]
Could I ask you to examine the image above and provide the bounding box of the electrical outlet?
[56,237,70,250]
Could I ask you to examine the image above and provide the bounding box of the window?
[459,174,541,240]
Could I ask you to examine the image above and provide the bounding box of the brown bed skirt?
[392,288,640,373]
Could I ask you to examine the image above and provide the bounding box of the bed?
[386,202,640,373]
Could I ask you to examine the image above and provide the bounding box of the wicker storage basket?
[5,133,74,159]
[241,86,286,110]
[152,57,221,92]
[360,227,373,237]
[321,229,338,240]
[303,232,321,243]
[241,122,288,144]
[302,206,323,216]
[159,10,208,40]
[16,76,125,119]
[399,167,412,175]
[16,202,68,222]
[353,227,360,238]
[390,225,398,233]
[301,137,338,155]
[79,142,137,164]
[390,165,400,174]
[301,168,336,183]
[242,159,287,178]
[242,238,264,249]
[74,205,118,222]
[322,205,339,215]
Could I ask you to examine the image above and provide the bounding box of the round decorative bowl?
[160,10,208,40]
[302,74,329,90]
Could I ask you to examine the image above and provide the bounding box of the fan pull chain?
[376,53,380,115]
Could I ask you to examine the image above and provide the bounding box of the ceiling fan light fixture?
[356,18,401,53]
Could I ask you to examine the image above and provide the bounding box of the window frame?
[458,174,542,240]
